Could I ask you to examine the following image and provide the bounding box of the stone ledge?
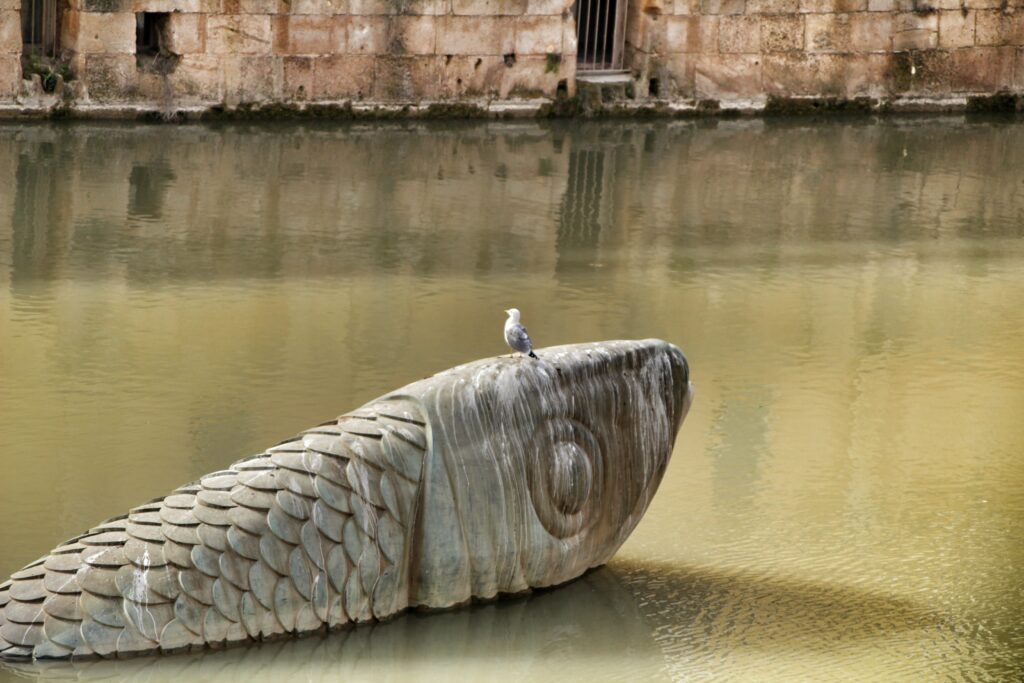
[1,92,1021,120]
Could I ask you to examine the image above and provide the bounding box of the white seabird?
[504,308,538,359]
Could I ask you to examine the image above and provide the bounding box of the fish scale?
[0,397,427,660]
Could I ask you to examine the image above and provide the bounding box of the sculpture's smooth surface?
[0,339,691,661]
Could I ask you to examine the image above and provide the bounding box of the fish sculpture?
[0,339,692,661]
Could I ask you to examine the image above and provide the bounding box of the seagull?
[504,308,538,359]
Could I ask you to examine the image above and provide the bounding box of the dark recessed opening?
[649,78,660,98]
[574,0,623,71]
[22,0,61,57]
[136,12,169,58]
[556,79,568,98]
[503,53,516,68]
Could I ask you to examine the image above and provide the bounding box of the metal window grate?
[573,0,627,73]
[22,0,60,57]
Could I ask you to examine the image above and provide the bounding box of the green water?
[0,118,1022,681]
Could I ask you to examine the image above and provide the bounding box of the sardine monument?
[0,340,692,661]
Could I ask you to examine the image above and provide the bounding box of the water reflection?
[3,118,1024,288]
[127,163,176,220]
[0,559,962,683]
[0,568,669,683]
[557,147,609,273]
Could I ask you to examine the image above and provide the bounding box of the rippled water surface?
[0,118,1022,682]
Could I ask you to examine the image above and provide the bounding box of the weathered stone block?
[763,52,845,95]
[500,54,564,97]
[695,53,762,98]
[843,52,889,96]
[663,52,697,96]
[561,14,577,56]
[1014,47,1024,89]
[949,45,1013,90]
[640,0,671,15]
[165,13,207,54]
[526,0,573,14]
[718,15,760,52]
[290,0,348,14]
[800,0,866,11]
[388,15,438,55]
[345,0,389,12]
[282,55,313,98]
[273,14,346,54]
[666,15,721,53]
[81,54,137,101]
[962,0,1002,8]
[887,49,949,93]
[0,54,18,97]
[347,15,386,53]
[171,53,223,101]
[236,0,282,13]
[207,14,273,54]
[0,0,19,9]
[312,54,375,99]
[132,0,210,12]
[0,10,19,54]
[806,13,852,52]
[66,11,137,54]
[700,0,746,15]
[61,8,80,51]
[893,12,938,50]
[437,16,515,56]
[373,54,442,100]
[221,54,280,104]
[746,0,798,13]
[452,0,528,15]
[975,10,1024,46]
[761,15,803,51]
[441,54,504,98]
[82,0,130,11]
[866,0,895,10]
[888,47,1011,94]
[672,0,702,13]
[849,12,893,51]
[938,10,975,48]
[515,14,562,55]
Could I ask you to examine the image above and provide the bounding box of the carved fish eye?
[526,417,604,540]
[550,441,592,515]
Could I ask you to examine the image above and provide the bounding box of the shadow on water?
[0,560,956,683]
[616,558,950,645]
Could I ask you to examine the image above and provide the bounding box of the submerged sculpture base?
[0,339,691,661]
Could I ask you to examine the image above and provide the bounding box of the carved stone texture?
[0,339,692,661]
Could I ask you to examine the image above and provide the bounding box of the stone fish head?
[399,338,692,609]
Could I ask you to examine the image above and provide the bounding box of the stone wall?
[0,0,19,97]
[626,0,1024,106]
[10,0,577,109]
[0,0,1022,114]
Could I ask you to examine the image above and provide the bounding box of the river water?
[0,118,1021,682]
